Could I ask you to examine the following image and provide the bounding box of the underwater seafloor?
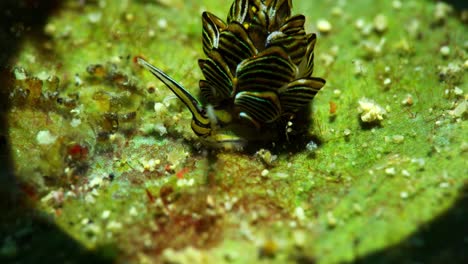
[0,0,467,263]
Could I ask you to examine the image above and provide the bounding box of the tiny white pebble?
[357,98,387,123]
[317,19,332,33]
[81,218,90,225]
[439,182,449,188]
[440,46,450,57]
[355,18,365,30]
[392,0,402,9]
[261,169,269,177]
[129,207,138,216]
[402,170,411,177]
[400,191,408,199]
[344,129,351,136]
[70,118,82,127]
[306,141,319,152]
[294,207,305,221]
[411,158,426,168]
[107,221,122,230]
[157,18,168,29]
[392,135,405,143]
[453,87,463,96]
[450,101,467,118]
[101,210,111,219]
[36,130,58,145]
[383,78,392,86]
[88,12,102,24]
[154,102,166,113]
[327,211,337,227]
[385,167,396,175]
[333,89,342,97]
[401,94,413,106]
[373,14,388,33]
[353,203,363,213]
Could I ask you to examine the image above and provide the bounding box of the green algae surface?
[2,0,467,263]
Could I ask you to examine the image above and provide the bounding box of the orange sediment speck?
[176,168,190,179]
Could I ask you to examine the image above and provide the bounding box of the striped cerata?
[138,0,326,148]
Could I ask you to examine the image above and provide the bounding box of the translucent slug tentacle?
[137,58,212,137]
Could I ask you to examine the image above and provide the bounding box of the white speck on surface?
[358,98,387,123]
[385,167,396,176]
[392,135,405,144]
[373,14,388,33]
[74,74,83,86]
[261,169,269,177]
[344,129,351,136]
[294,207,305,221]
[154,123,167,136]
[154,102,166,114]
[383,78,392,86]
[274,172,289,179]
[434,2,453,22]
[306,141,319,152]
[158,18,168,29]
[36,130,58,145]
[439,182,450,188]
[401,94,414,106]
[438,62,462,77]
[177,178,195,187]
[81,218,90,225]
[402,170,411,177]
[453,87,463,96]
[44,23,56,35]
[88,12,102,24]
[353,203,363,214]
[400,191,409,199]
[333,89,342,97]
[353,60,367,75]
[392,0,402,9]
[411,158,426,168]
[327,211,337,227]
[37,71,50,80]
[14,67,27,80]
[317,19,332,33]
[101,210,111,219]
[129,206,138,216]
[70,118,82,127]
[293,230,306,247]
[107,220,122,230]
[439,46,450,57]
[449,101,467,118]
[89,175,103,188]
[355,18,365,29]
[162,246,210,264]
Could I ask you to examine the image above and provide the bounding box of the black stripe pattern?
[141,0,326,141]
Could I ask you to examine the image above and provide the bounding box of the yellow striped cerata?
[139,0,326,148]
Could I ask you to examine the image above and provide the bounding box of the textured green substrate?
[2,0,467,263]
